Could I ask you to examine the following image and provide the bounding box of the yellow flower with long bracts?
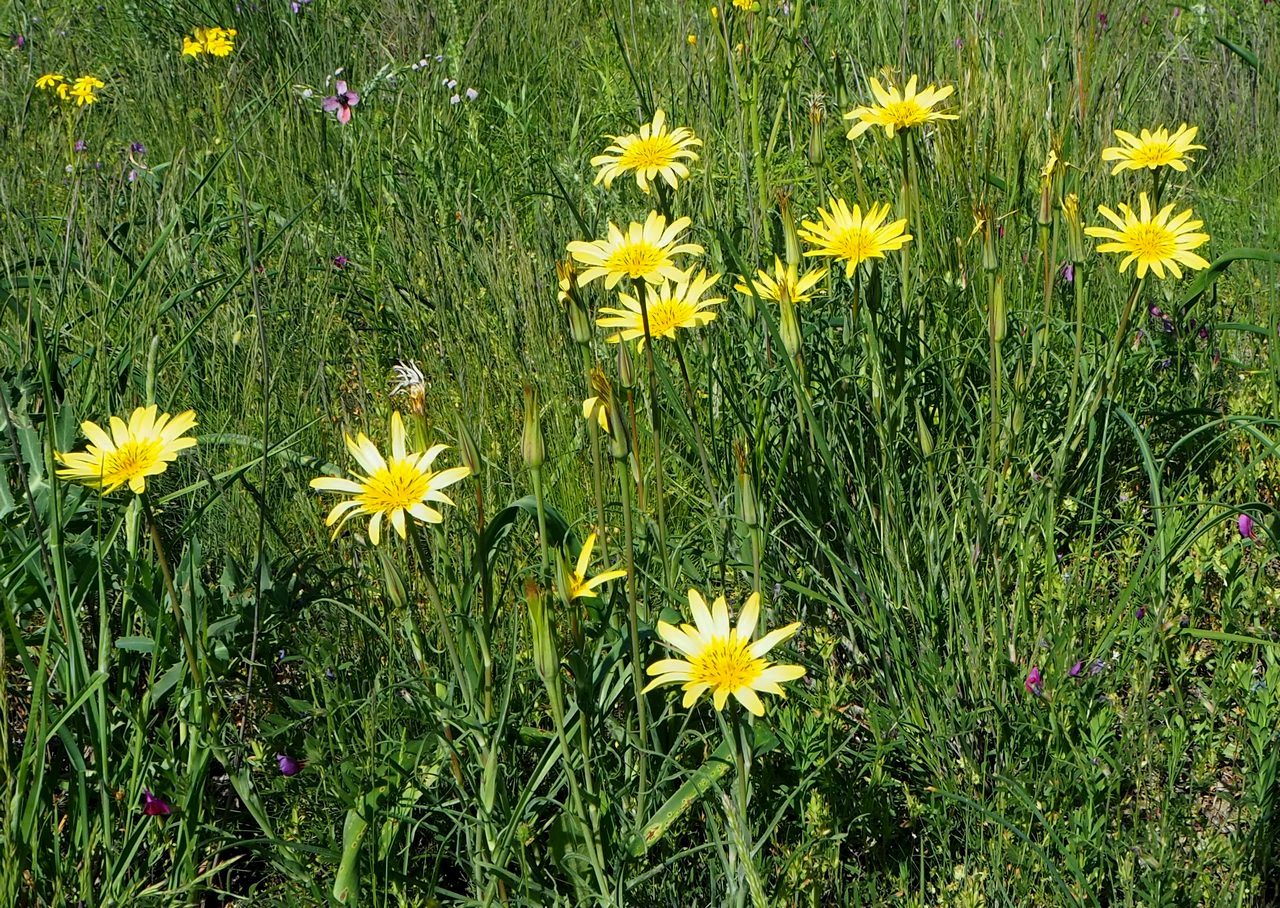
[843,74,956,140]
[182,27,237,58]
[644,589,805,716]
[734,256,828,305]
[35,73,66,91]
[1101,124,1203,175]
[56,405,197,495]
[567,211,704,290]
[591,108,703,194]
[69,75,104,106]
[799,198,912,277]
[1084,192,1210,280]
[564,533,626,600]
[597,268,722,349]
[309,412,470,545]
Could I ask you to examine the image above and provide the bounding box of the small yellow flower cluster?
[35,73,105,106]
[182,26,238,58]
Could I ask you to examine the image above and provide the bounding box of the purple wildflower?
[1135,607,1146,620]
[1061,262,1074,283]
[74,140,87,153]
[1239,514,1257,540]
[465,87,479,101]
[1025,666,1043,696]
[276,753,302,776]
[333,255,349,269]
[1069,661,1084,678]
[1089,659,1106,676]
[130,141,147,156]
[12,33,25,49]
[142,789,171,816]
[322,80,359,125]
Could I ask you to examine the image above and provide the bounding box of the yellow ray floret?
[798,198,911,277]
[1084,192,1210,280]
[843,74,957,140]
[309,412,470,545]
[591,108,703,194]
[56,405,198,495]
[567,211,704,289]
[182,26,237,58]
[644,589,806,716]
[564,533,627,600]
[1101,124,1203,175]
[734,256,828,305]
[597,268,722,349]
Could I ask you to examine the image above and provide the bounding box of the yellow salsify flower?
[55,405,198,495]
[182,26,237,58]
[843,74,957,140]
[591,108,703,194]
[567,211,704,290]
[309,412,470,545]
[69,75,105,106]
[734,256,828,305]
[35,73,66,90]
[1101,124,1203,175]
[564,533,627,600]
[644,589,806,716]
[798,198,912,277]
[597,268,722,349]
[582,395,609,431]
[1084,192,1210,280]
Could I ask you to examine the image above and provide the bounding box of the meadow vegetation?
[2,0,1279,904]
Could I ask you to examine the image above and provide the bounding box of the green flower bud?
[521,385,545,469]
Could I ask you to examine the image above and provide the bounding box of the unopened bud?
[524,579,558,681]
[807,97,825,166]
[915,402,934,457]
[734,441,759,527]
[590,367,630,460]
[1062,193,1084,263]
[779,191,801,269]
[980,208,998,273]
[779,292,802,359]
[521,385,545,469]
[990,272,1006,345]
[557,260,592,344]
[616,338,634,389]
[454,413,482,475]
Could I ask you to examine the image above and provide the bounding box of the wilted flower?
[390,361,427,415]
[322,80,360,124]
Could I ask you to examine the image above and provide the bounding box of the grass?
[2,0,1279,904]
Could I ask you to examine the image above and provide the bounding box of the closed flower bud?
[807,96,826,165]
[915,402,934,456]
[557,260,592,345]
[779,292,802,359]
[524,579,558,682]
[1037,147,1057,227]
[990,272,1006,345]
[616,337,634,389]
[521,385,545,469]
[979,208,998,273]
[734,441,759,527]
[1062,193,1084,263]
[454,413,482,475]
[779,191,802,269]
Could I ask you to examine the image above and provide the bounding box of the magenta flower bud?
[1239,513,1256,539]
[276,753,302,776]
[1024,666,1043,696]
[1069,660,1084,678]
[142,789,171,816]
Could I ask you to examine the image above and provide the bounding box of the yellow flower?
[590,108,703,194]
[565,533,627,600]
[182,27,237,58]
[567,211,704,290]
[798,198,912,277]
[55,405,197,495]
[583,395,609,431]
[1101,124,1203,175]
[1084,192,1210,280]
[734,256,828,304]
[35,73,66,90]
[69,76,105,106]
[687,34,697,45]
[597,268,722,349]
[732,0,757,9]
[1041,148,1059,180]
[843,74,957,140]
[309,412,470,545]
[644,589,806,716]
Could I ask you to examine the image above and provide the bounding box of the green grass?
[2,0,1279,904]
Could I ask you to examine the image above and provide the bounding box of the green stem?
[615,455,649,825]
[141,494,202,689]
[581,348,610,561]
[634,279,671,590]
[530,465,550,574]
[672,336,718,508]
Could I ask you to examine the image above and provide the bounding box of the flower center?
[833,228,877,265]
[105,439,163,482]
[1129,223,1177,262]
[607,241,666,279]
[1132,141,1175,167]
[360,459,432,513]
[884,100,928,129]
[692,636,761,691]
[644,298,694,337]
[618,135,680,170]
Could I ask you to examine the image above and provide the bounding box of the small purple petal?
[1239,514,1256,539]
[337,105,352,125]
[334,80,347,95]
[322,96,340,113]
[276,754,302,776]
[1069,661,1083,678]
[345,91,359,106]
[142,789,171,816]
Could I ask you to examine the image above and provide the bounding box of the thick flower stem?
[633,278,671,589]
[530,465,551,574]
[615,455,649,824]
[141,494,202,690]
[672,336,718,508]
[581,347,611,561]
